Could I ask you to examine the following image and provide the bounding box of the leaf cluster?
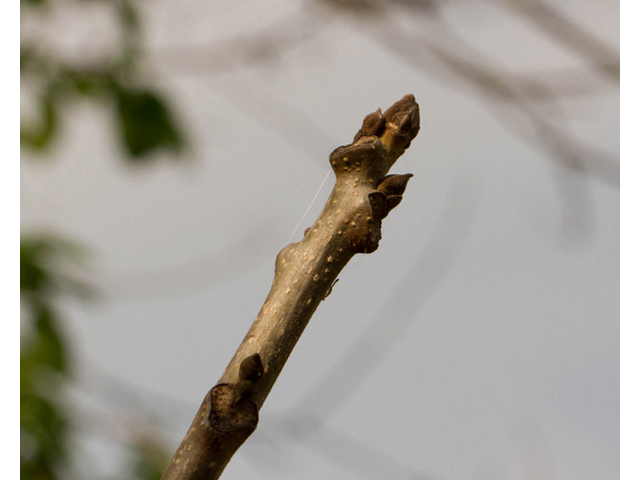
[21,236,172,480]
[21,0,184,161]
[20,236,77,479]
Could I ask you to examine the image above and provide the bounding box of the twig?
[160,94,421,480]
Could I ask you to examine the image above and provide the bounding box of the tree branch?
[160,94,421,480]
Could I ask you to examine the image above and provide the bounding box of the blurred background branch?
[21,0,618,478]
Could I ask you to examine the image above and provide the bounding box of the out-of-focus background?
[20,1,619,479]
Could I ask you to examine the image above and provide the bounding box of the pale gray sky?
[21,1,619,479]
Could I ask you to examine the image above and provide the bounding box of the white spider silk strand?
[287,170,331,244]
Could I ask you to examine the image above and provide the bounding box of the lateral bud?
[377,173,413,196]
[207,353,263,433]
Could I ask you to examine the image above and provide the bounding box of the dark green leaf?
[21,235,89,295]
[21,457,58,480]
[116,88,183,158]
[21,92,57,150]
[20,390,67,468]
[21,308,68,382]
[21,253,49,294]
[33,305,67,373]
[21,239,55,294]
